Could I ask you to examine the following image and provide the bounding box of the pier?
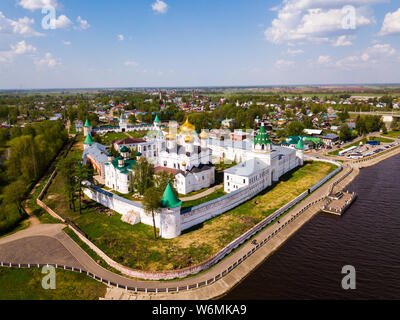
[321,191,357,216]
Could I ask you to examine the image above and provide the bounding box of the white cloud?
[118,34,124,41]
[18,0,59,11]
[366,43,396,57]
[336,55,360,69]
[62,40,71,45]
[124,61,138,67]
[317,55,332,64]
[75,16,90,30]
[265,0,383,44]
[332,35,353,46]
[0,11,43,37]
[0,40,36,63]
[54,14,72,29]
[35,52,60,67]
[336,43,397,69]
[287,48,304,55]
[152,0,168,14]
[276,59,294,68]
[11,40,36,54]
[379,8,400,36]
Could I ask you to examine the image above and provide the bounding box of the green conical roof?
[120,146,130,153]
[254,125,272,146]
[160,181,182,209]
[154,114,160,123]
[296,138,304,150]
[84,132,93,145]
[84,119,91,127]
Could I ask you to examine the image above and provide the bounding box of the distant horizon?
[2,82,400,92]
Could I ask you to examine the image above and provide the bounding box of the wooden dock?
[321,191,357,216]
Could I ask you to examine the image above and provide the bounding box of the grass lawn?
[368,136,395,143]
[383,130,400,139]
[0,267,106,300]
[127,131,147,139]
[95,132,130,145]
[181,188,225,209]
[43,141,337,271]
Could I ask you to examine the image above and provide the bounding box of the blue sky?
[0,0,400,89]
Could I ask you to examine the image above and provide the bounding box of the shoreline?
[105,145,400,300]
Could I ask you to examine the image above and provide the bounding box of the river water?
[223,154,400,300]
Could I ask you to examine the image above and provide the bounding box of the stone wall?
[82,184,161,228]
[37,158,342,280]
[181,178,268,231]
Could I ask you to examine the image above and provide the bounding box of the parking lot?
[339,141,399,159]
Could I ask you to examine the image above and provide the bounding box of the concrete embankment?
[105,146,400,300]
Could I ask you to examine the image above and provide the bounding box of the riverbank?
[224,153,400,299]
[104,145,400,300]
[1,144,399,300]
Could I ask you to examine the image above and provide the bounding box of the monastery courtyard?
[41,134,336,271]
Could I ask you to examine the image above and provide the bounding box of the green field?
[95,132,130,145]
[383,130,400,138]
[43,140,336,271]
[368,136,395,143]
[0,267,106,300]
[181,188,225,209]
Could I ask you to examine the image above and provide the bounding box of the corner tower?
[251,123,273,165]
[84,119,92,137]
[295,138,304,166]
[159,181,182,239]
[84,132,94,150]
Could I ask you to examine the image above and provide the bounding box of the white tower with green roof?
[83,119,92,137]
[159,181,182,239]
[153,114,161,129]
[295,138,304,166]
[250,123,273,165]
[119,113,128,132]
[83,132,94,150]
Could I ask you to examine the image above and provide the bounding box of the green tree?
[339,124,352,142]
[57,157,78,211]
[3,179,27,217]
[287,121,305,136]
[338,109,350,122]
[131,158,155,195]
[142,187,162,240]
[154,171,177,195]
[75,163,92,214]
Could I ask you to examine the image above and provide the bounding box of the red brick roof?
[154,167,181,175]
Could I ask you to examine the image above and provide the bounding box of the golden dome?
[179,118,196,134]
[184,135,194,143]
[182,161,187,167]
[199,130,209,139]
[166,133,176,140]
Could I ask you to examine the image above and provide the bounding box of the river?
[223,153,400,300]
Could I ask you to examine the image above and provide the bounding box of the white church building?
[223,124,304,193]
[83,117,215,195]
